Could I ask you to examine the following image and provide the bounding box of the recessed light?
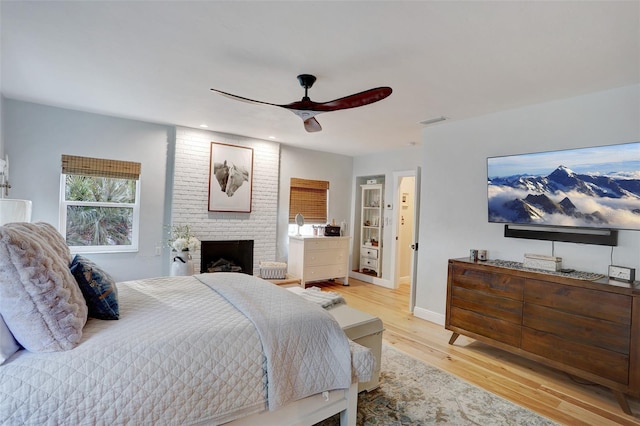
[268,136,276,139]
[199,124,209,128]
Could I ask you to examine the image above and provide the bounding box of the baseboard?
[413,306,445,326]
[349,271,394,289]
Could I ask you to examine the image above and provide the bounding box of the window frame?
[59,174,141,254]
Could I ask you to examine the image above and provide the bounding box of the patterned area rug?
[315,345,558,425]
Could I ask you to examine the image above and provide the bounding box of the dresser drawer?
[521,327,629,384]
[306,249,348,267]
[449,305,522,347]
[524,280,631,324]
[304,238,348,252]
[451,285,522,324]
[361,247,379,259]
[523,302,630,354]
[360,257,378,269]
[451,265,524,300]
[304,264,348,281]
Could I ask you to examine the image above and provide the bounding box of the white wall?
[277,145,353,262]
[4,99,172,281]
[0,96,4,158]
[416,84,640,324]
[172,127,280,276]
[352,145,422,283]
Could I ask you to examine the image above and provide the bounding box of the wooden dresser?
[446,258,640,414]
[288,236,350,288]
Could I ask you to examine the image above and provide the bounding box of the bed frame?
[227,382,358,426]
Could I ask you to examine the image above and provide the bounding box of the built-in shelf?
[360,184,383,277]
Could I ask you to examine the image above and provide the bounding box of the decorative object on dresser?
[288,235,350,288]
[324,224,341,236]
[446,258,640,415]
[360,183,383,277]
[208,142,253,213]
[294,213,304,236]
[609,265,636,283]
[522,253,562,272]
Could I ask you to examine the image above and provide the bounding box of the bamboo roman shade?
[289,178,329,224]
[61,155,141,180]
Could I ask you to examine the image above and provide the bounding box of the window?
[59,155,141,253]
[289,178,329,225]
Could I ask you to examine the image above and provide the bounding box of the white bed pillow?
[0,313,19,364]
[0,222,88,352]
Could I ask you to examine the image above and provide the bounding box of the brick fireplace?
[170,128,279,276]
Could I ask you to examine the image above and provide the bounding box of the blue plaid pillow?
[70,255,119,320]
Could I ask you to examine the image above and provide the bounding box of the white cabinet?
[359,184,383,277]
[288,236,350,288]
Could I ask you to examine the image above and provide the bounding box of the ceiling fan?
[211,74,392,132]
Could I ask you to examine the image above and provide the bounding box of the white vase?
[170,250,195,276]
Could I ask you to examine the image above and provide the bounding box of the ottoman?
[327,304,383,392]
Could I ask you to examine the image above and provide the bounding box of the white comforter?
[0,273,363,425]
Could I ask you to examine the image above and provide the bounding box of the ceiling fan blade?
[212,87,325,132]
[320,87,392,111]
[283,87,392,112]
[303,117,322,133]
[210,88,279,107]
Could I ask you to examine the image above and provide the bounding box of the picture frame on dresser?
[208,142,253,213]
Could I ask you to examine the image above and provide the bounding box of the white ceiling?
[1,1,639,156]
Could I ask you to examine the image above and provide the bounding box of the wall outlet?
[608,265,635,283]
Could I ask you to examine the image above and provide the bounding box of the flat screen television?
[487,141,640,231]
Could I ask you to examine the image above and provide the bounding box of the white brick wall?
[172,127,280,275]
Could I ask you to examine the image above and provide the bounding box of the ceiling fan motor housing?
[297,74,317,89]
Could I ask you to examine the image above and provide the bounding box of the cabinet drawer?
[304,264,347,281]
[451,286,522,325]
[521,328,629,384]
[449,306,522,347]
[362,247,378,259]
[306,249,347,267]
[523,303,630,355]
[451,266,524,300]
[360,257,378,269]
[304,238,348,251]
[524,280,631,325]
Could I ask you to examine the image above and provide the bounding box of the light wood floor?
[312,278,640,426]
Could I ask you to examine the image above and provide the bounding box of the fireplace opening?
[201,240,254,275]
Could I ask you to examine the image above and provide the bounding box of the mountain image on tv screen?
[487,142,640,230]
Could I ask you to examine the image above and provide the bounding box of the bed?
[0,222,374,425]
